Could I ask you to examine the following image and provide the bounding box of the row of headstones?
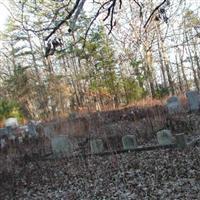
[0,123,38,149]
[166,91,200,114]
[0,121,37,139]
[51,129,187,156]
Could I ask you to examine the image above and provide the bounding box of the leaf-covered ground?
[1,145,200,200]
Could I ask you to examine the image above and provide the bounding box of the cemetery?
[0,0,200,198]
[1,91,200,199]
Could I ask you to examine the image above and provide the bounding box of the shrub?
[0,99,24,123]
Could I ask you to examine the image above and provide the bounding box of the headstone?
[28,122,38,137]
[6,126,15,139]
[44,126,54,139]
[51,135,74,156]
[8,134,16,141]
[157,129,173,145]
[166,96,182,114]
[20,125,28,132]
[0,128,8,138]
[175,133,187,148]
[90,139,104,154]
[19,126,28,139]
[186,91,200,111]
[122,135,137,150]
[4,118,18,128]
[0,138,6,149]
[18,136,23,144]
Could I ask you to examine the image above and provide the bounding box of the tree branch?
[45,0,81,41]
[143,0,168,29]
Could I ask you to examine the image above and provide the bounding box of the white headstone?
[4,118,18,128]
[166,96,182,114]
[157,129,173,145]
[51,135,74,156]
[90,139,104,154]
[186,91,200,111]
[122,135,137,150]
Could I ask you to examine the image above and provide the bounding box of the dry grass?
[73,94,188,117]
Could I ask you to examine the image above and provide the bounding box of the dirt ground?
[1,145,200,200]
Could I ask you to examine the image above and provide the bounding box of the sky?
[0,0,199,31]
[0,1,10,30]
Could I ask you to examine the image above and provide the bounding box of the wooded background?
[0,0,199,121]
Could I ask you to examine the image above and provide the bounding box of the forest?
[1,1,200,199]
[0,0,199,121]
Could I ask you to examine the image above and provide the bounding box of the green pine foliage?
[0,99,24,122]
[121,77,145,102]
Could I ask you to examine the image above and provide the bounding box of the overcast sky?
[0,1,10,30]
[0,0,199,31]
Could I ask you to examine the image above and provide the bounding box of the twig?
[82,0,112,49]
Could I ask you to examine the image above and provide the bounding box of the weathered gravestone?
[157,129,173,145]
[0,138,6,149]
[122,135,137,150]
[175,133,187,148]
[0,128,8,138]
[18,136,23,144]
[186,91,200,111]
[51,135,74,156]
[44,125,54,139]
[166,96,182,114]
[90,139,104,154]
[6,126,16,141]
[28,122,38,137]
